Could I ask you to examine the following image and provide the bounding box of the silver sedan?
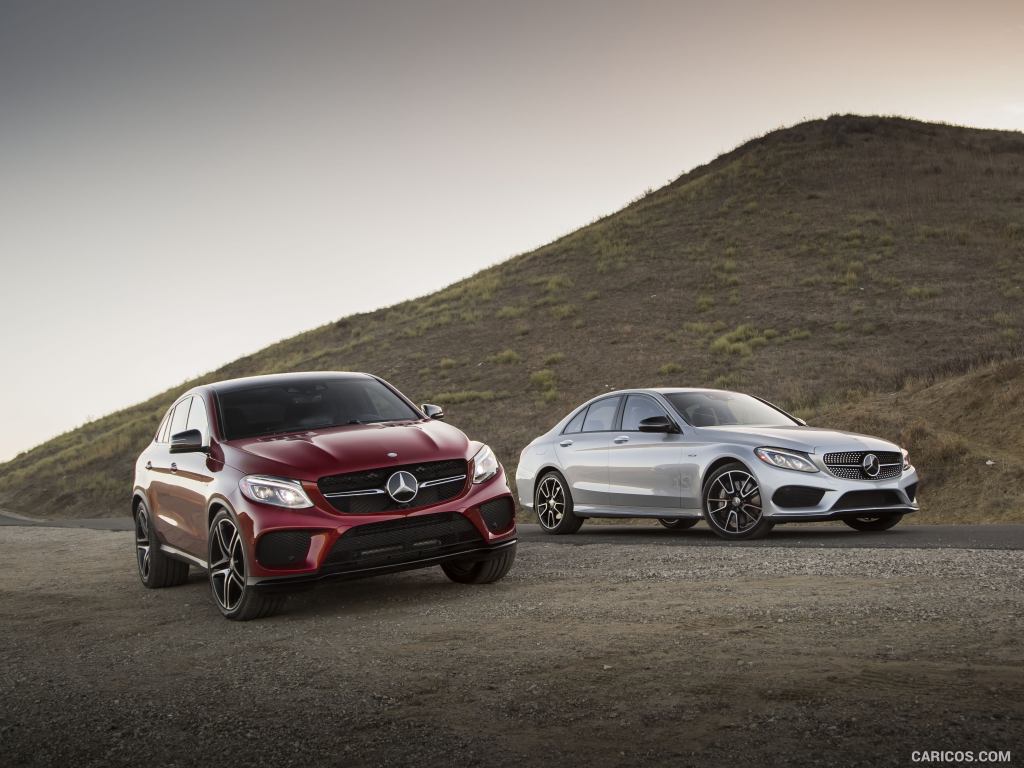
[515,388,920,539]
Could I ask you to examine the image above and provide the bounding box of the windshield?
[664,391,797,427]
[218,378,420,440]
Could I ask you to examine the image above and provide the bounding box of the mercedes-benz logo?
[861,453,880,478]
[386,470,419,503]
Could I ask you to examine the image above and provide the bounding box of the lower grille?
[256,531,312,569]
[772,486,826,509]
[480,496,515,532]
[323,512,483,571]
[833,490,905,510]
[318,459,468,514]
[823,451,902,480]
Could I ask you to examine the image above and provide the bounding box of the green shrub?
[551,304,577,320]
[659,363,683,375]
[543,353,565,365]
[489,349,521,365]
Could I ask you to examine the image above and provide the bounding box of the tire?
[702,462,775,541]
[441,543,517,584]
[208,509,286,621]
[658,518,699,530]
[134,500,190,588]
[534,471,583,534]
[843,514,904,532]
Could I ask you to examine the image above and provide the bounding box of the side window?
[562,407,588,434]
[621,395,668,431]
[186,396,210,441]
[582,397,621,432]
[169,397,192,438]
[156,409,172,443]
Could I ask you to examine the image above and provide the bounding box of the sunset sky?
[2,0,1022,461]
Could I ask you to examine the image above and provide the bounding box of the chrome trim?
[159,544,208,569]
[323,488,387,499]
[419,474,467,488]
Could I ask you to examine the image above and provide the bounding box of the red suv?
[132,372,517,620]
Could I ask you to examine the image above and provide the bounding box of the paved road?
[2,510,1022,549]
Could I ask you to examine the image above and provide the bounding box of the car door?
[554,396,621,507]
[170,394,215,557]
[606,394,688,511]
[148,396,192,548]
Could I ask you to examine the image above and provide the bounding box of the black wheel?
[658,518,699,530]
[208,509,286,621]
[441,543,517,584]
[843,514,904,532]
[534,471,583,534]
[134,500,189,588]
[702,462,775,540]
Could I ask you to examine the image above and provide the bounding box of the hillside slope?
[3,115,1023,520]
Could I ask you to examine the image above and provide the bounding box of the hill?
[3,114,1023,521]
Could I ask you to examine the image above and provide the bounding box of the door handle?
[145,461,152,470]
[613,436,630,444]
[170,462,178,473]
[559,439,574,447]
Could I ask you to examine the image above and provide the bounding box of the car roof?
[594,387,737,397]
[202,371,373,395]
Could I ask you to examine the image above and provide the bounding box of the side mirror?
[638,415,678,433]
[421,404,445,420]
[170,429,208,454]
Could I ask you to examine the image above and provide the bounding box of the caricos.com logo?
[911,751,1012,764]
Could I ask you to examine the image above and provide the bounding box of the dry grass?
[2,115,1024,520]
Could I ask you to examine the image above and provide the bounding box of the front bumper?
[756,462,920,522]
[232,467,517,588]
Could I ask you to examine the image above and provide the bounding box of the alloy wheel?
[706,470,763,534]
[134,507,151,580]
[536,476,566,529]
[210,517,246,612]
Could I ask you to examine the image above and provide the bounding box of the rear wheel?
[843,514,904,532]
[134,500,189,588]
[208,510,286,621]
[702,462,775,540]
[658,518,699,530]
[535,472,583,534]
[441,544,517,584]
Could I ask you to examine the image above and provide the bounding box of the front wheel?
[843,514,904,532]
[441,544,517,584]
[702,462,775,540]
[534,472,583,534]
[658,518,699,530]
[208,510,286,621]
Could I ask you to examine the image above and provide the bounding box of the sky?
[1,0,1023,462]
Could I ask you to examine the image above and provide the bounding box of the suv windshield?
[218,377,420,440]
[665,391,797,427]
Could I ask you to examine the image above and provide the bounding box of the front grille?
[323,512,483,571]
[256,530,312,569]
[833,490,904,510]
[480,496,515,532]
[318,459,468,514]
[823,451,902,480]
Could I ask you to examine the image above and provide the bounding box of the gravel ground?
[1,526,1022,767]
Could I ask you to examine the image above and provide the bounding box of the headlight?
[239,475,313,508]
[472,444,499,484]
[901,448,910,471]
[755,447,819,473]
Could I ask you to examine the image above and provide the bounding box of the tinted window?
[563,407,587,434]
[665,391,797,427]
[186,396,210,439]
[218,377,420,440]
[156,409,172,443]
[621,395,668,431]
[582,397,620,432]
[169,397,192,438]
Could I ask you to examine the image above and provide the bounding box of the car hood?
[694,425,900,454]
[222,419,474,481]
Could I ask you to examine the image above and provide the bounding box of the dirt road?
[1,525,1021,767]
